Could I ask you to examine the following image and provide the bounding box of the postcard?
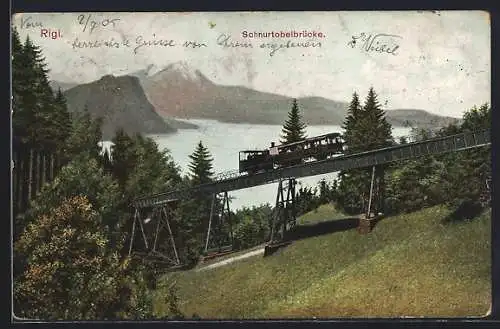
[11,11,491,321]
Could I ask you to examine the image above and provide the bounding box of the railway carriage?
[238,132,346,174]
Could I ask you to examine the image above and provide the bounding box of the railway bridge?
[128,129,491,268]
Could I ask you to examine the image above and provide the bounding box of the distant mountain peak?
[63,73,176,140]
[159,61,202,81]
[99,74,116,80]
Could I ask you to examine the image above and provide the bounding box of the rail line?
[132,129,490,208]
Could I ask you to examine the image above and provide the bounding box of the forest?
[11,29,491,320]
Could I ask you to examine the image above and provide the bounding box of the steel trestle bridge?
[132,129,491,209]
[127,129,490,265]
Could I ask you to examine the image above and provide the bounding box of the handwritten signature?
[77,14,120,34]
[348,33,401,55]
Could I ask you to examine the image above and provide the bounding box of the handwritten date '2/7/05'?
[348,32,401,55]
[77,14,120,34]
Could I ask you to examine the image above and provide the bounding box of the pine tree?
[52,89,72,152]
[12,28,26,139]
[12,33,38,146]
[280,99,307,144]
[342,92,363,154]
[22,36,57,149]
[337,88,393,215]
[188,141,214,185]
[110,128,136,188]
[361,87,393,213]
[65,105,103,162]
[360,87,393,150]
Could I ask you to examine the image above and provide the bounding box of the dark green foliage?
[13,35,68,151]
[100,148,113,174]
[360,88,393,150]
[461,103,490,132]
[188,141,214,185]
[295,184,318,216]
[52,89,72,151]
[385,156,446,214]
[337,88,393,215]
[110,130,182,199]
[383,103,491,217]
[13,34,180,320]
[110,128,136,188]
[63,106,103,162]
[280,98,307,144]
[14,155,123,277]
[171,142,216,264]
[232,205,272,250]
[14,195,158,320]
[341,92,363,154]
[317,178,338,205]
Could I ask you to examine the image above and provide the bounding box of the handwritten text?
[77,14,121,34]
[216,33,321,56]
[20,16,43,29]
[348,33,401,55]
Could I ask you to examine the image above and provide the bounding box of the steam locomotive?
[238,132,346,175]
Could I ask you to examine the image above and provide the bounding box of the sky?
[12,11,490,118]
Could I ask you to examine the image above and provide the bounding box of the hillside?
[132,62,459,128]
[63,75,177,140]
[154,204,491,318]
[387,109,461,130]
[49,80,78,92]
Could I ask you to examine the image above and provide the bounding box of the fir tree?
[341,92,363,154]
[337,88,393,215]
[187,141,214,185]
[12,28,25,136]
[110,128,136,188]
[179,141,216,261]
[52,89,72,152]
[12,34,38,146]
[280,99,307,144]
[22,36,57,149]
[64,105,103,162]
[360,87,393,150]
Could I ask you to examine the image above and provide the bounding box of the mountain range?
[54,61,460,139]
[129,62,459,128]
[62,75,177,140]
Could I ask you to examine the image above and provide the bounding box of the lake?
[146,119,412,210]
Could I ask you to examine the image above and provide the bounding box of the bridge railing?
[132,129,490,208]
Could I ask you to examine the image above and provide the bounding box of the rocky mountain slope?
[63,75,177,140]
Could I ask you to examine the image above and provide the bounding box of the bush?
[233,217,262,250]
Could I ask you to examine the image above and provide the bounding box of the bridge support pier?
[265,178,297,255]
[128,203,182,268]
[203,191,234,257]
[358,165,377,235]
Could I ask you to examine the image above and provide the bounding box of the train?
[238,132,346,175]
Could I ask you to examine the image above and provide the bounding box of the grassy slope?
[154,204,491,318]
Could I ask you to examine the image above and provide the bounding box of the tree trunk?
[12,150,17,216]
[49,153,54,182]
[17,150,25,214]
[41,152,46,189]
[27,148,34,204]
[35,150,41,196]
